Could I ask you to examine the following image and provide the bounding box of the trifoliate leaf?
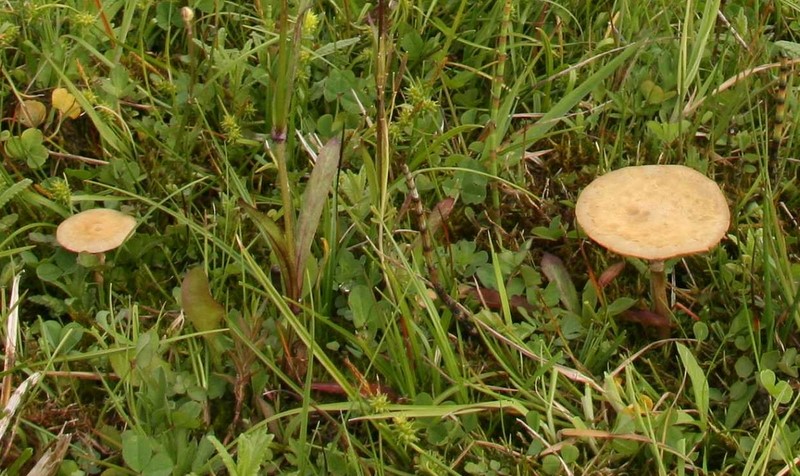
[5,128,49,169]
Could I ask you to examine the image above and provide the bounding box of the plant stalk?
[487,0,512,213]
[270,0,309,299]
[374,0,391,278]
[649,260,671,338]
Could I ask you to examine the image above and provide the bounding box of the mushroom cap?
[575,165,729,261]
[56,209,136,254]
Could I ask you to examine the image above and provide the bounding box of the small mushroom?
[56,208,136,284]
[575,165,729,333]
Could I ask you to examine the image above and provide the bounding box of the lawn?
[1,0,800,474]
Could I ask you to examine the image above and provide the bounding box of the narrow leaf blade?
[506,44,640,149]
[239,200,292,289]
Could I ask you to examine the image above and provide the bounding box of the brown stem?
[92,0,117,47]
[649,260,671,338]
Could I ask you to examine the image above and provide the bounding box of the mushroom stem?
[649,260,671,337]
[93,252,107,288]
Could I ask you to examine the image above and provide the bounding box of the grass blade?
[504,44,640,153]
[0,372,41,441]
[1,273,21,407]
[239,200,293,294]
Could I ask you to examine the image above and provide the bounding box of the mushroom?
[56,208,136,284]
[575,165,729,332]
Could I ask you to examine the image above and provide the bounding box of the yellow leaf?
[51,88,82,119]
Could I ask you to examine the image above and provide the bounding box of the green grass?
[1,0,800,474]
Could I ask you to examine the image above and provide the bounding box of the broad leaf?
[775,40,800,58]
[541,252,579,314]
[677,343,709,431]
[236,428,275,476]
[349,284,377,329]
[122,431,154,472]
[181,267,225,356]
[294,137,341,295]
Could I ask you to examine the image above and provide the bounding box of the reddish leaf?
[598,261,626,288]
[311,382,398,400]
[411,197,456,250]
[462,287,534,313]
[620,309,675,329]
[427,197,455,234]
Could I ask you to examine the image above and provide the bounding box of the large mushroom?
[56,208,136,284]
[575,165,729,332]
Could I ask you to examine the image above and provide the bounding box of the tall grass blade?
[675,0,721,120]
[685,0,721,88]
[2,273,21,407]
[0,372,42,441]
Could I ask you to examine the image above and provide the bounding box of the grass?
[1,0,800,474]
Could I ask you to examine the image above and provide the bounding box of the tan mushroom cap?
[56,209,136,254]
[575,165,729,261]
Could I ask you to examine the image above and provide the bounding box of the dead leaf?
[427,197,455,234]
[16,100,47,128]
